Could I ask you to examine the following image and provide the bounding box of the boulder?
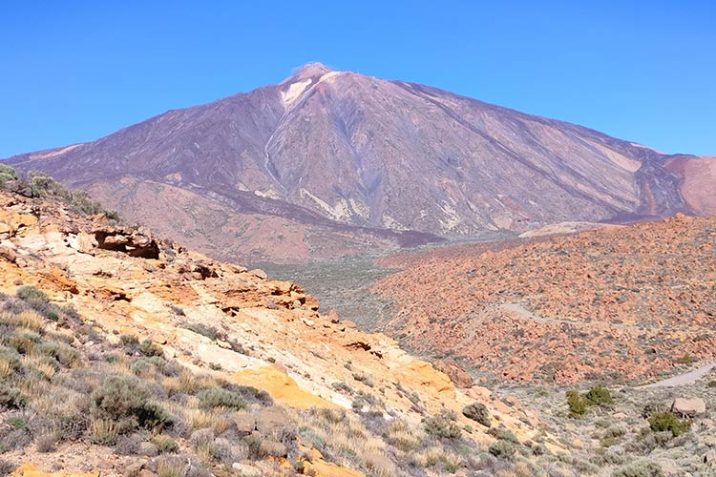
[0,210,37,236]
[671,397,706,417]
[304,295,320,311]
[704,449,716,465]
[327,309,340,324]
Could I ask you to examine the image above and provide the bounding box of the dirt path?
[639,362,716,388]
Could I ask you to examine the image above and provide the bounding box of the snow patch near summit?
[281,79,312,107]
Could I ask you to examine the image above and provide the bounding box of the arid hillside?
[374,214,716,384]
[0,167,567,476]
[7,63,714,263]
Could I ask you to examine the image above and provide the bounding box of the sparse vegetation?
[612,460,665,477]
[462,401,491,427]
[489,439,516,460]
[648,412,690,437]
[197,388,247,410]
[0,165,18,188]
[0,167,118,220]
[567,385,613,416]
[0,289,284,471]
[566,390,589,416]
[3,175,713,477]
[423,410,462,439]
[584,385,613,406]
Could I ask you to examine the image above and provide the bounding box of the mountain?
[5,62,713,263]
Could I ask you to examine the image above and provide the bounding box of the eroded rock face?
[94,229,160,259]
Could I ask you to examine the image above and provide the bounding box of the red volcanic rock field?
[374,214,716,384]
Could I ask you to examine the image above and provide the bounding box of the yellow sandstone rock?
[299,449,365,477]
[233,366,334,409]
[0,210,37,235]
[10,464,99,477]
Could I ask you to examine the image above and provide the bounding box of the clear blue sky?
[1,1,714,158]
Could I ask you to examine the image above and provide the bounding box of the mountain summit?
[285,61,334,82]
[6,63,712,263]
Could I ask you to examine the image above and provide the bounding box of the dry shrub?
[411,445,464,470]
[89,419,119,445]
[364,450,396,477]
[16,310,45,332]
[185,409,218,431]
[212,414,234,435]
[0,359,13,379]
[384,419,422,452]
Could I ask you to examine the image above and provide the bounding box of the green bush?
[15,286,61,319]
[462,402,491,427]
[16,286,49,304]
[566,390,588,416]
[183,322,223,341]
[648,412,690,437]
[121,336,163,357]
[487,427,519,444]
[567,385,612,416]
[675,354,694,365]
[585,385,613,406]
[0,383,27,409]
[152,435,179,453]
[488,440,516,460]
[139,339,163,357]
[91,376,171,431]
[422,410,462,439]
[0,164,18,188]
[197,388,246,410]
[37,341,81,368]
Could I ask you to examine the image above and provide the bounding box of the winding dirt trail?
[639,362,715,388]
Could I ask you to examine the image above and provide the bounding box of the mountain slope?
[6,62,710,263]
[373,213,716,384]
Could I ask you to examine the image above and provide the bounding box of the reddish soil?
[373,214,716,384]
